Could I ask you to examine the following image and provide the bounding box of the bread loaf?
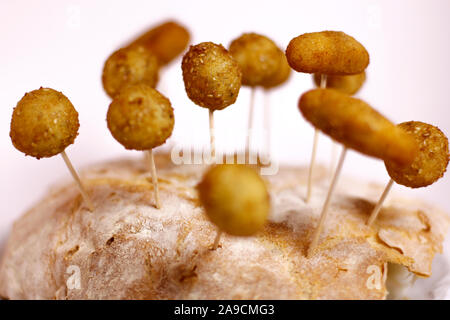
[0,154,448,299]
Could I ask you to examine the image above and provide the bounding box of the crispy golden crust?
[10,88,79,159]
[262,48,291,89]
[182,42,242,111]
[229,33,281,87]
[106,84,174,150]
[198,165,270,236]
[0,155,448,299]
[129,20,190,65]
[102,46,160,99]
[286,31,369,75]
[385,122,449,188]
[298,89,417,166]
[313,72,366,95]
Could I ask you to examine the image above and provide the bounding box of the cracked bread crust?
[0,154,448,299]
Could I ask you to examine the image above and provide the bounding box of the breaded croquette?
[286,31,369,75]
[129,20,190,65]
[298,89,417,166]
[102,45,159,99]
[262,48,291,89]
[10,87,79,159]
[182,42,242,111]
[229,33,281,87]
[385,121,449,188]
[197,164,270,236]
[107,84,174,150]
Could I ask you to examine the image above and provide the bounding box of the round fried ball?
[129,20,190,65]
[107,84,174,150]
[229,33,281,87]
[182,42,242,111]
[102,45,160,99]
[261,48,292,89]
[198,164,270,236]
[286,31,369,75]
[10,87,79,159]
[298,89,417,166]
[313,71,366,95]
[385,121,449,188]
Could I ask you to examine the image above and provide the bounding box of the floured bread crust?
[0,154,448,299]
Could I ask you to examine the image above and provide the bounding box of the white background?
[1,0,450,249]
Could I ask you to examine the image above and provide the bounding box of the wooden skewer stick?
[329,140,339,181]
[263,90,271,158]
[212,230,223,250]
[308,147,347,258]
[209,109,215,159]
[60,150,94,211]
[306,74,327,203]
[306,129,319,202]
[246,88,256,160]
[320,74,328,89]
[367,178,394,226]
[147,149,161,209]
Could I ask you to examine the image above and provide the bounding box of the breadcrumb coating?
[313,72,366,95]
[229,33,281,87]
[102,45,159,99]
[198,164,270,236]
[182,42,242,111]
[286,31,369,75]
[10,87,79,159]
[385,121,449,188]
[107,84,174,150]
[298,89,417,166]
[129,20,190,65]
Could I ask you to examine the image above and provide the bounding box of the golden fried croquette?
[385,121,449,188]
[182,42,242,111]
[10,87,79,159]
[129,20,190,65]
[229,33,281,87]
[107,84,174,150]
[262,48,291,89]
[286,31,369,75]
[298,89,417,166]
[102,45,159,99]
[197,164,270,236]
[313,72,366,95]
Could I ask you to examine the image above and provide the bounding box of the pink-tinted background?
[1,0,449,250]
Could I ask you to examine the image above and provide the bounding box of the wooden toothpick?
[212,230,222,250]
[60,150,94,211]
[306,74,327,202]
[329,140,339,181]
[263,90,271,159]
[209,109,215,159]
[308,147,347,258]
[320,74,328,89]
[147,149,161,209]
[306,129,319,203]
[246,88,256,160]
[367,178,394,226]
